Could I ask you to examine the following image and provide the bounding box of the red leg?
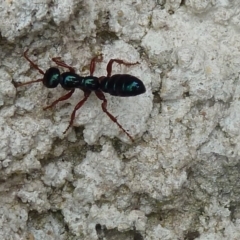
[95,91,134,142]
[52,57,75,73]
[106,59,139,77]
[63,91,91,134]
[89,54,103,76]
[43,89,75,110]
[24,49,45,75]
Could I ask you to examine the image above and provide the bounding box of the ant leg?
[106,59,139,77]
[63,91,91,134]
[43,89,75,110]
[90,54,103,76]
[24,49,45,75]
[95,90,134,142]
[52,57,75,73]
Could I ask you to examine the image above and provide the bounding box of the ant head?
[43,67,61,88]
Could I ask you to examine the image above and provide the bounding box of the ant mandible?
[15,49,146,142]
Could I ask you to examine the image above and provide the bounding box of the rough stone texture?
[0,0,240,239]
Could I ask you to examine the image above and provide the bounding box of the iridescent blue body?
[44,69,145,96]
[99,74,145,96]
[61,73,99,91]
[16,50,146,142]
[43,68,100,91]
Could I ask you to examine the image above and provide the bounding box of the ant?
[15,49,146,142]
